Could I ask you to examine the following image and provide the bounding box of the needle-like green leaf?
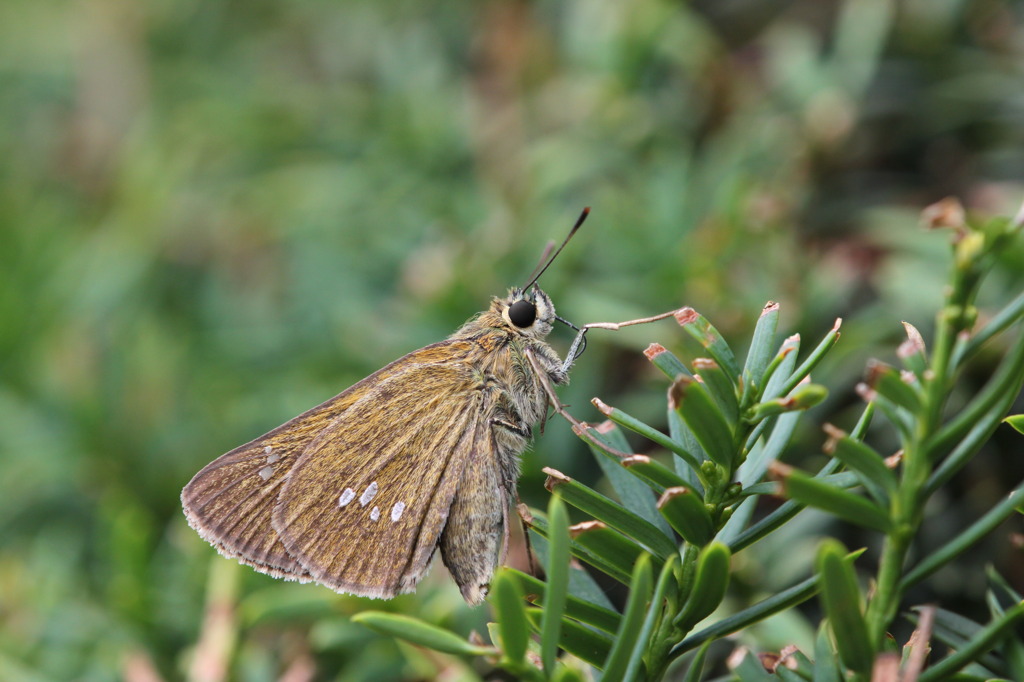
[505,569,622,635]
[352,612,496,657]
[694,357,739,423]
[490,570,531,671]
[776,318,842,398]
[674,542,731,630]
[742,301,780,398]
[781,467,892,533]
[621,454,693,494]
[812,623,843,682]
[645,343,691,380]
[865,359,923,414]
[623,554,679,682]
[669,375,735,470]
[600,554,654,681]
[657,486,714,547]
[918,602,1024,681]
[592,397,701,473]
[675,307,741,384]
[826,428,897,504]
[580,422,674,535]
[541,496,571,675]
[816,539,873,676]
[530,514,633,585]
[1004,414,1024,435]
[569,520,663,585]
[544,467,677,559]
[526,609,614,668]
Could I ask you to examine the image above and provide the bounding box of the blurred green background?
[2,0,1024,679]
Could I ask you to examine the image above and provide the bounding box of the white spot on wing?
[359,481,378,506]
[258,466,274,481]
[391,501,406,522]
[370,506,380,521]
[339,488,356,507]
[264,445,272,454]
[266,452,281,464]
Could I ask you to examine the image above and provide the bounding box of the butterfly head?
[483,208,590,343]
[497,286,556,339]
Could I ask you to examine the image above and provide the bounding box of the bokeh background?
[3,0,1024,679]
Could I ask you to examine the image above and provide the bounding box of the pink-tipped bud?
[921,197,966,233]
[674,307,699,325]
[542,467,571,492]
[569,521,605,538]
[591,397,613,416]
[644,343,667,360]
[822,423,846,454]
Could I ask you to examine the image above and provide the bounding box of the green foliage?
[815,540,873,676]
[489,571,533,677]
[368,203,1024,680]
[486,255,855,679]
[541,496,572,676]
[351,612,495,658]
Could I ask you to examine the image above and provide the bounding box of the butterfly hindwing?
[272,358,489,598]
[439,423,508,604]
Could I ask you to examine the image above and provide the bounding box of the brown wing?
[271,359,492,599]
[180,339,480,581]
[439,423,508,604]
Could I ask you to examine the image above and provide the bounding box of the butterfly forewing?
[181,340,480,582]
[181,405,356,579]
[272,357,486,599]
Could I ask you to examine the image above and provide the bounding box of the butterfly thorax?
[447,287,567,472]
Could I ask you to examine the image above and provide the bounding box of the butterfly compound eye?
[508,299,537,328]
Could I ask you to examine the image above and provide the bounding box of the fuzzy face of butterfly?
[181,284,569,604]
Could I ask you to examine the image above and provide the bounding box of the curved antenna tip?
[522,208,591,290]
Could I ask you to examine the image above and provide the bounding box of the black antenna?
[556,314,588,358]
[521,207,590,290]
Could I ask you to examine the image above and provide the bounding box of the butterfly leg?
[560,327,590,374]
[560,308,685,374]
[526,348,637,459]
[515,502,539,576]
[491,418,531,439]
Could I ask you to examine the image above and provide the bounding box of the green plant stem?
[628,555,679,682]
[865,526,913,645]
[868,433,932,643]
[677,544,700,611]
[865,250,987,647]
